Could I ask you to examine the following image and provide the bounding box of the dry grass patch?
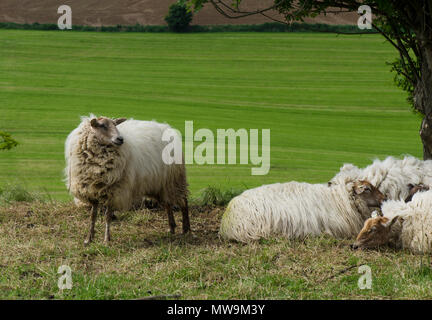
[0,202,431,299]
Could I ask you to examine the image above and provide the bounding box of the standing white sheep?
[65,115,190,244]
[219,180,385,242]
[330,156,432,201]
[352,189,432,254]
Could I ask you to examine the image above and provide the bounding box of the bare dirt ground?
[0,0,358,26]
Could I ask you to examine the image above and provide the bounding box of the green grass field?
[1,30,430,300]
[0,30,422,200]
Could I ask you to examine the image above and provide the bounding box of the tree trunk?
[420,116,432,159]
[414,40,432,160]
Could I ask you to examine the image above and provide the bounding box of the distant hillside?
[0,0,358,26]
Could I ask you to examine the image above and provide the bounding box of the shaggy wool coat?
[65,116,188,211]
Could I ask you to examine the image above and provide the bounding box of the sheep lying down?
[330,156,432,201]
[352,189,432,254]
[65,115,190,244]
[220,180,385,242]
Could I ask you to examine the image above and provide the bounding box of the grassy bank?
[0,201,431,299]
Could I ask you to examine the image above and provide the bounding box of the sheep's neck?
[74,131,126,205]
[351,195,373,221]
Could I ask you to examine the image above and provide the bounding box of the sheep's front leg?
[166,205,176,234]
[181,197,191,234]
[104,208,113,244]
[84,204,98,246]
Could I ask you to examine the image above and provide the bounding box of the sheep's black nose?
[350,244,358,250]
[115,136,124,145]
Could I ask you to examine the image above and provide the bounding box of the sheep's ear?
[90,118,101,128]
[353,183,365,194]
[383,215,399,229]
[113,118,127,126]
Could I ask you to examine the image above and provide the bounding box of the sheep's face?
[353,180,386,209]
[90,117,127,146]
[405,183,429,202]
[351,215,399,249]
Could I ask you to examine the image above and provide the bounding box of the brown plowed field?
[0,0,358,26]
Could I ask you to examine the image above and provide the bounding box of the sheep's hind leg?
[181,197,191,234]
[104,208,113,244]
[84,204,98,246]
[166,205,176,234]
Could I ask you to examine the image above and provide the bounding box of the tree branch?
[388,19,421,83]
[208,0,277,19]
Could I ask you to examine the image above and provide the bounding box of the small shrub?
[0,184,42,203]
[0,131,18,151]
[165,0,193,32]
[195,186,243,206]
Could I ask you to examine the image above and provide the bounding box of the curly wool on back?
[220,181,374,242]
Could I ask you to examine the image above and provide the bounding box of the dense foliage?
[165,0,194,32]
